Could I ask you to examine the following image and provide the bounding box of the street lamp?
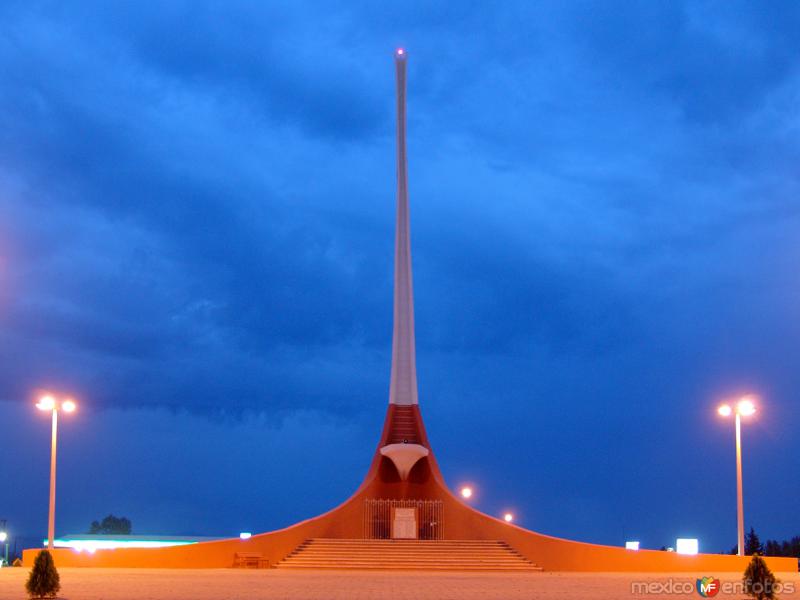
[717,396,757,556]
[0,530,8,565]
[36,394,77,550]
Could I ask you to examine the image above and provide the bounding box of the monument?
[24,50,796,573]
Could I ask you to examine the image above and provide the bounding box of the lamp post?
[717,396,756,556]
[36,395,77,550]
[0,530,8,565]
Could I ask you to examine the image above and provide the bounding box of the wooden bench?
[234,552,269,569]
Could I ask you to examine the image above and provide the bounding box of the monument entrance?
[363,499,443,540]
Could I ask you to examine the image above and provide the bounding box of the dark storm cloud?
[571,1,800,125]
[1,1,799,549]
[0,1,400,411]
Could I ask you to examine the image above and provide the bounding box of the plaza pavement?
[1,567,798,599]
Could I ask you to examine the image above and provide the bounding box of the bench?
[234,552,269,569]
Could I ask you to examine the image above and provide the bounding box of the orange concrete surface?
[5,569,800,600]
[24,405,798,573]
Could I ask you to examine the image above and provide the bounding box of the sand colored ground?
[1,568,798,600]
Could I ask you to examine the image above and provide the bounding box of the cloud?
[1,1,800,549]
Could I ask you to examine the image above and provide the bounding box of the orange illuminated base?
[22,403,797,572]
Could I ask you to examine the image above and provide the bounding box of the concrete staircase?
[274,538,542,571]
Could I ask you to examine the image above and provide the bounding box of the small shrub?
[25,550,60,599]
[743,553,778,600]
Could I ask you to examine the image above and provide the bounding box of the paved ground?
[1,567,798,599]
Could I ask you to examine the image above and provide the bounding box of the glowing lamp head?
[239,532,252,540]
[62,400,76,413]
[396,48,405,56]
[0,531,7,542]
[503,513,514,523]
[460,486,473,499]
[717,404,732,417]
[737,398,756,417]
[37,395,55,411]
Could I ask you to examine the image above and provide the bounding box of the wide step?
[274,539,542,571]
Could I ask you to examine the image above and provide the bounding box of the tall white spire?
[388,48,418,406]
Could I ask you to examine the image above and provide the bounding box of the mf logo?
[696,576,720,597]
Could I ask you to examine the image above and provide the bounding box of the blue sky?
[1,1,799,553]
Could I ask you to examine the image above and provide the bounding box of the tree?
[745,527,763,556]
[743,553,778,600]
[758,534,800,559]
[88,515,131,535]
[764,539,782,556]
[789,536,800,558]
[25,550,60,599]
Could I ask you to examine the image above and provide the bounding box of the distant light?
[503,513,514,523]
[0,532,7,543]
[239,532,252,540]
[37,395,55,411]
[676,538,699,555]
[396,48,405,56]
[62,400,76,413]
[460,486,473,499]
[717,404,732,417]
[737,398,756,417]
[625,541,640,551]
[46,538,198,551]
